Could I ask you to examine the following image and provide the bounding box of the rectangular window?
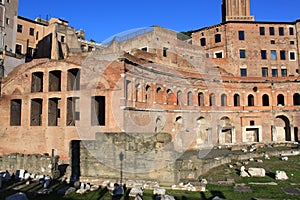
[261,50,267,59]
[36,31,39,40]
[270,40,275,44]
[280,50,286,60]
[259,27,265,35]
[289,27,294,35]
[290,41,295,45]
[271,50,277,60]
[238,31,245,40]
[279,27,284,36]
[214,51,223,58]
[269,27,275,35]
[239,49,246,58]
[10,99,22,126]
[290,51,296,61]
[48,98,61,126]
[281,69,287,77]
[91,96,105,126]
[29,28,34,36]
[5,18,9,25]
[67,97,80,126]
[31,72,43,92]
[215,34,221,43]
[262,67,268,77]
[272,69,278,77]
[49,70,61,91]
[15,44,22,54]
[30,99,43,126]
[200,38,206,46]
[17,24,22,33]
[67,68,80,91]
[240,68,247,77]
[163,47,168,57]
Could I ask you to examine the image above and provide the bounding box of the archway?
[219,116,234,144]
[274,115,291,141]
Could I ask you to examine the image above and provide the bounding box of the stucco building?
[0,0,300,183]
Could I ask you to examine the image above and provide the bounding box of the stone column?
[271,125,277,142]
[290,125,295,141]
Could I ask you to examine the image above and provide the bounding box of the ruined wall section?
[75,132,179,185]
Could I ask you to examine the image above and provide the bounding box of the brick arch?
[274,115,292,142]
[233,93,240,106]
[187,91,193,106]
[247,93,255,106]
[167,89,176,105]
[277,94,285,106]
[293,93,300,106]
[262,93,270,106]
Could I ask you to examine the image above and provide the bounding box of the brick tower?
[222,0,254,22]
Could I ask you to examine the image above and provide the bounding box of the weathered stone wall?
[74,132,180,185]
[0,153,58,177]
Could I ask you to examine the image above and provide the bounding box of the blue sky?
[18,0,300,42]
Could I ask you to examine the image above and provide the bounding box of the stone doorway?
[274,115,292,141]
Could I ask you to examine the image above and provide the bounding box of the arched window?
[167,89,173,105]
[248,94,254,106]
[293,93,300,106]
[187,91,193,106]
[177,91,182,106]
[198,92,204,106]
[210,93,215,106]
[262,94,269,106]
[135,83,141,102]
[277,94,285,106]
[221,94,227,106]
[145,85,151,102]
[234,94,240,106]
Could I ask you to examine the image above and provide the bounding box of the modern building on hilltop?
[0,0,300,184]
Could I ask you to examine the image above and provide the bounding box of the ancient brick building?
[0,0,300,183]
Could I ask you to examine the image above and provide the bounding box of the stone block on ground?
[248,168,265,177]
[129,187,144,197]
[275,170,289,180]
[153,187,165,195]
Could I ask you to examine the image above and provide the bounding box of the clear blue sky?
[18,0,300,42]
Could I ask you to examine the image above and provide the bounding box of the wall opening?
[234,94,240,106]
[262,94,270,106]
[30,98,43,126]
[187,91,193,106]
[31,72,43,92]
[221,94,227,106]
[293,93,300,105]
[67,68,80,91]
[277,94,285,106]
[48,98,61,126]
[10,99,22,126]
[209,93,215,106]
[198,92,204,106]
[67,97,80,126]
[248,94,254,106]
[49,70,62,92]
[91,96,105,126]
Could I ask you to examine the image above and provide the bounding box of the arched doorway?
[219,116,234,144]
[274,115,291,141]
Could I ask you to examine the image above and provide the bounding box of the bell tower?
[222,0,254,22]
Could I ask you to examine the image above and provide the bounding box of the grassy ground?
[200,153,300,199]
[1,150,300,199]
